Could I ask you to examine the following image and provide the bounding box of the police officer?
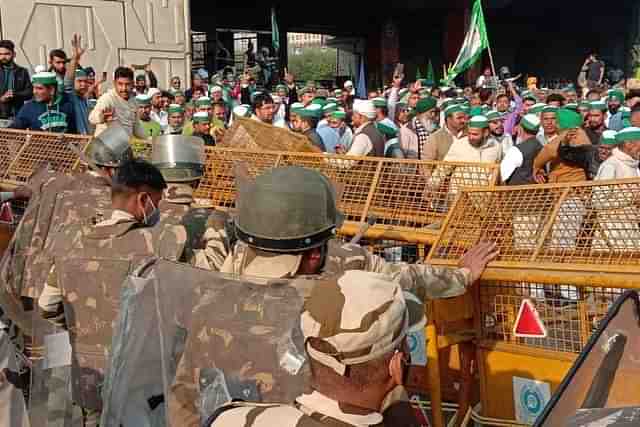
[169,166,498,427]
[212,166,496,287]
[208,270,423,426]
[16,124,134,299]
[38,159,186,424]
[150,135,233,267]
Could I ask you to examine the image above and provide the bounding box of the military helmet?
[150,135,205,182]
[86,124,133,167]
[235,166,344,252]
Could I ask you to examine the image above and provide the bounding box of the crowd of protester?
[0,34,638,184]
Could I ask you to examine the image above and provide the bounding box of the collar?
[444,124,464,139]
[296,391,383,426]
[355,121,371,134]
[96,209,136,227]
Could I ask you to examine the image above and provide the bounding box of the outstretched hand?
[71,33,86,60]
[458,240,499,283]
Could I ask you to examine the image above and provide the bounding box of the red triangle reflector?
[0,202,13,223]
[513,299,547,338]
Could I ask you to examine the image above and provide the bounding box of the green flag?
[445,0,489,83]
[426,60,435,86]
[271,7,280,52]
[416,66,422,80]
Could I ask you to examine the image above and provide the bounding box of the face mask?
[141,195,160,227]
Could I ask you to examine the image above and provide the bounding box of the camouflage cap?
[301,270,425,375]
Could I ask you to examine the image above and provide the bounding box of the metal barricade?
[427,179,640,425]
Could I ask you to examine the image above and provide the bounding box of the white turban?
[353,99,376,119]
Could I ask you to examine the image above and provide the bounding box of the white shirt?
[500,146,525,182]
[346,123,373,156]
[444,137,504,163]
[89,89,139,137]
[595,148,640,180]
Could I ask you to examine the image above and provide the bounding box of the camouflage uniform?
[38,210,186,413]
[159,183,233,269]
[152,135,233,269]
[168,166,470,427]
[208,270,423,427]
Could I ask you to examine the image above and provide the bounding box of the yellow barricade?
[427,179,640,425]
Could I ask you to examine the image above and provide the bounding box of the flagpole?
[487,44,497,78]
[480,0,497,77]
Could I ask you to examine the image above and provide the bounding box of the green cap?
[557,108,583,130]
[468,115,489,129]
[322,103,338,114]
[520,114,541,133]
[276,84,288,93]
[311,97,327,108]
[444,104,463,117]
[173,90,185,97]
[299,104,323,119]
[441,98,455,110]
[578,100,591,110]
[601,130,618,145]
[192,112,210,123]
[469,106,483,117]
[615,127,640,143]
[290,102,305,115]
[168,104,185,114]
[232,105,251,118]
[136,93,152,106]
[32,71,57,86]
[589,101,607,112]
[542,105,559,114]
[75,68,88,79]
[327,97,338,103]
[196,97,212,107]
[415,96,437,113]
[372,97,387,109]
[331,110,346,120]
[565,102,578,111]
[334,89,343,97]
[609,90,625,104]
[522,91,538,102]
[376,122,398,138]
[529,103,547,115]
[486,110,504,121]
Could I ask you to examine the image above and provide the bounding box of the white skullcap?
[353,99,376,119]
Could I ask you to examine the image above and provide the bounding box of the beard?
[418,116,437,133]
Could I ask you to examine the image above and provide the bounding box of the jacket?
[12,95,77,134]
[423,126,465,161]
[0,63,32,120]
[533,129,591,183]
